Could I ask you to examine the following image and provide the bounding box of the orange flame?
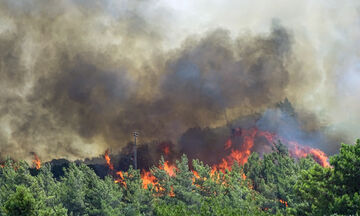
[162,161,176,177]
[224,139,232,150]
[288,141,329,167]
[33,153,41,170]
[240,127,329,168]
[115,171,127,187]
[279,199,288,207]
[113,126,329,202]
[193,170,199,177]
[139,165,175,197]
[140,161,176,189]
[141,170,156,189]
[104,150,114,170]
[212,128,257,173]
[192,170,200,179]
[163,145,170,156]
[114,160,178,190]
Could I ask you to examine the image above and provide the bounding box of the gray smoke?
[0,0,356,162]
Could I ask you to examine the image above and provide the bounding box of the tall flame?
[141,170,156,189]
[214,128,257,173]
[33,153,41,170]
[104,149,114,170]
[162,161,176,177]
[138,161,177,189]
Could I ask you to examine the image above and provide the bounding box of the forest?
[1,0,360,215]
[0,140,359,216]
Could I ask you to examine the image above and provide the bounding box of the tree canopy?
[0,140,359,215]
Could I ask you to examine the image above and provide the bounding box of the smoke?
[0,0,358,161]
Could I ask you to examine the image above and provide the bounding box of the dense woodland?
[0,140,359,216]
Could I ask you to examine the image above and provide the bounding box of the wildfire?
[279,199,288,207]
[162,161,176,176]
[114,159,177,190]
[192,170,200,179]
[104,149,114,170]
[141,170,156,189]
[140,161,176,189]
[112,126,329,202]
[214,128,257,173]
[115,171,126,186]
[143,142,174,191]
[288,141,329,167]
[222,127,329,168]
[33,153,41,170]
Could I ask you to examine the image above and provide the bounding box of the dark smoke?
[0,0,343,162]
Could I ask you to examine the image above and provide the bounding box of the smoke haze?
[0,0,359,161]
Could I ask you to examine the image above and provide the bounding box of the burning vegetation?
[32,153,41,170]
[3,99,336,215]
[1,139,359,215]
[0,0,359,215]
[104,149,114,171]
[106,125,329,191]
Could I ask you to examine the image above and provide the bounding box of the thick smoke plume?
[0,0,358,161]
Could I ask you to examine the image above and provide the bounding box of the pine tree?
[3,185,38,216]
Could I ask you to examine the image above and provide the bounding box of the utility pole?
[132,131,139,169]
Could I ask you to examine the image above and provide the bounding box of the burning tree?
[0,140,359,215]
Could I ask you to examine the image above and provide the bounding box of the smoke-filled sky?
[0,0,359,161]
